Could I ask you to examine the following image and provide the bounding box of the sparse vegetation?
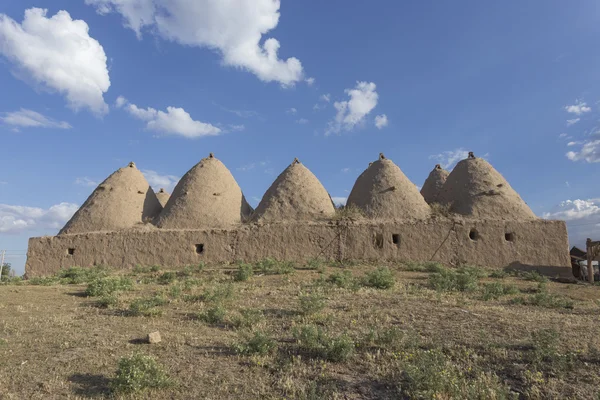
[326,270,358,289]
[361,266,395,289]
[234,331,277,355]
[298,291,326,315]
[85,277,133,297]
[111,353,171,394]
[331,204,365,221]
[512,283,575,309]
[293,324,355,362]
[254,258,295,275]
[234,263,253,281]
[429,202,453,217]
[480,282,519,300]
[129,295,168,316]
[429,267,479,292]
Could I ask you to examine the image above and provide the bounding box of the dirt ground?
[0,262,599,399]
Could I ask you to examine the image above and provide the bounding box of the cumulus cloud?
[0,8,110,115]
[543,199,600,247]
[566,140,600,163]
[75,177,99,187]
[117,97,221,138]
[1,109,71,129]
[567,118,580,127]
[375,114,388,129]
[326,82,379,135]
[565,101,591,116]
[0,202,78,234]
[305,77,315,86]
[141,170,179,191]
[286,107,297,115]
[85,0,303,86]
[296,118,309,124]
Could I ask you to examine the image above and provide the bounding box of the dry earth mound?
[156,188,170,207]
[252,158,335,222]
[346,154,431,220]
[420,164,449,204]
[437,153,536,220]
[156,154,252,229]
[59,162,162,235]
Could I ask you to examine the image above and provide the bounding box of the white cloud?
[321,94,331,103]
[558,133,569,138]
[543,198,600,247]
[237,160,269,172]
[341,168,350,173]
[566,139,600,163]
[305,77,315,86]
[228,124,245,132]
[567,118,580,127]
[326,82,379,135]
[286,107,297,115]
[429,148,470,170]
[75,177,99,187]
[331,197,347,207]
[313,94,331,111]
[115,96,127,108]
[565,101,591,116]
[0,109,71,129]
[0,8,110,115]
[0,202,78,234]
[85,0,303,86]
[141,170,179,191]
[375,114,388,129]
[117,97,221,138]
[567,141,582,147]
[296,118,309,124]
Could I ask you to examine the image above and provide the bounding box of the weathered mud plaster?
[25,219,570,277]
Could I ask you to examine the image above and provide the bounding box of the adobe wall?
[25,219,570,277]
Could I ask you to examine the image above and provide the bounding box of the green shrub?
[255,258,295,275]
[530,329,575,372]
[362,327,407,351]
[167,285,182,299]
[298,291,326,315]
[85,277,133,297]
[481,282,519,301]
[129,295,167,317]
[28,276,59,286]
[202,284,234,304]
[512,292,574,309]
[520,271,549,283]
[57,266,109,284]
[199,304,227,325]
[157,271,177,285]
[489,270,508,279]
[362,267,395,289]
[111,353,171,394]
[404,261,445,273]
[232,308,264,329]
[234,331,277,355]
[326,270,358,289]
[234,263,253,282]
[457,265,488,279]
[429,268,478,292]
[95,294,119,308]
[304,258,325,271]
[293,325,355,362]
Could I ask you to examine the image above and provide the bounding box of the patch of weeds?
[234,331,277,355]
[394,347,516,399]
[362,327,406,352]
[0,276,23,285]
[430,202,452,217]
[457,265,488,279]
[530,329,576,372]
[255,258,296,275]
[511,283,574,309]
[95,294,119,308]
[404,261,445,273]
[331,204,364,221]
[326,270,358,290]
[304,258,326,271]
[157,271,177,285]
[181,263,204,276]
[167,285,182,299]
[234,263,253,282]
[232,308,264,329]
[520,271,549,283]
[111,353,171,394]
[198,304,227,325]
[429,268,478,292]
[129,295,167,317]
[28,276,59,286]
[298,291,326,315]
[293,325,355,362]
[202,283,234,304]
[489,270,509,279]
[0,338,7,346]
[85,277,133,297]
[362,267,395,289]
[57,266,109,284]
[481,282,519,301]
[183,278,202,290]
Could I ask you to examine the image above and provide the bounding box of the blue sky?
[1,0,600,274]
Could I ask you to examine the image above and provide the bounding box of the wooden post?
[0,250,4,282]
[586,239,594,283]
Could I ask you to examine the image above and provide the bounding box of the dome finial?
[468,151,475,159]
[379,152,386,160]
[292,157,300,165]
[128,161,136,168]
[209,152,214,159]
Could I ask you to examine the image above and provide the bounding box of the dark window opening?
[505,232,515,242]
[469,229,479,241]
[67,248,75,256]
[374,233,384,249]
[195,244,204,254]
[392,234,400,246]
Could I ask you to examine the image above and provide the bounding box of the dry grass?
[0,261,599,399]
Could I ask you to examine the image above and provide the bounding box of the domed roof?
[420,164,450,204]
[156,153,252,229]
[155,188,170,207]
[437,152,536,220]
[252,158,335,222]
[346,153,431,220]
[59,162,162,234]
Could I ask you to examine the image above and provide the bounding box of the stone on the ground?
[148,331,161,344]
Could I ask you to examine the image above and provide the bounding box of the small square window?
[392,234,400,246]
[195,244,204,254]
[67,248,75,256]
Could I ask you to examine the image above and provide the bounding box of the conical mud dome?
[420,164,449,204]
[253,158,336,222]
[347,154,431,220]
[437,153,536,220]
[156,153,252,229]
[156,188,170,207]
[60,162,162,234]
